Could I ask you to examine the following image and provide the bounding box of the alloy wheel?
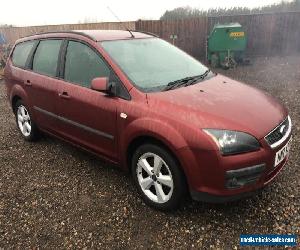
[17,105,31,137]
[136,152,174,204]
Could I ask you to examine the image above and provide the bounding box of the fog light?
[226,177,239,188]
[225,164,266,189]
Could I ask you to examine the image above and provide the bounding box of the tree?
[160,0,300,20]
[0,24,14,28]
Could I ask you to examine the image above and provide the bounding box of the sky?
[0,0,290,27]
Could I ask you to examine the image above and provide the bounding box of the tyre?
[131,143,187,211]
[14,100,39,141]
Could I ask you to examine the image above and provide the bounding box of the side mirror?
[91,77,108,92]
[91,77,117,97]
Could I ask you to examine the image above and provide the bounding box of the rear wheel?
[14,100,39,141]
[131,143,187,211]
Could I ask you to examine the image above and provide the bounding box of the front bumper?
[177,134,291,203]
[190,157,288,203]
[190,188,262,203]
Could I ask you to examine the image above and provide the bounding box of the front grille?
[265,116,291,147]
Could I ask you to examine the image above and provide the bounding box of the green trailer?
[207,23,248,69]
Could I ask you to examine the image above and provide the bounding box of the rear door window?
[64,41,110,88]
[32,40,62,77]
[12,41,36,68]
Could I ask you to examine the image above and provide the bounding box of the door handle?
[59,92,70,99]
[24,80,32,86]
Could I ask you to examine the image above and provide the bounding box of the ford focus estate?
[4,30,292,210]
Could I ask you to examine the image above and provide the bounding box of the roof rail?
[21,30,158,42]
[23,31,96,41]
[132,30,159,37]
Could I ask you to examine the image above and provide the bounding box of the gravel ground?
[0,56,299,249]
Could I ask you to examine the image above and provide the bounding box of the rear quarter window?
[12,41,36,68]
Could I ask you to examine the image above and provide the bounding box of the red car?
[3,30,292,210]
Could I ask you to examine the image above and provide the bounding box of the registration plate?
[274,138,292,167]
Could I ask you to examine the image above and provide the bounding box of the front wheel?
[131,144,187,211]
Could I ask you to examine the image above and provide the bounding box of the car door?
[25,39,63,132]
[55,40,118,160]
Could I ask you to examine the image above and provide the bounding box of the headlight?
[203,129,260,155]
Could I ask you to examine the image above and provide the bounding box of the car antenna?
[107,6,135,38]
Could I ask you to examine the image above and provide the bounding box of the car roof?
[18,30,155,43]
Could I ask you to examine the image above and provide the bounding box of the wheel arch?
[126,135,172,170]
[9,84,35,119]
[121,117,188,167]
[10,84,30,109]
[11,95,22,112]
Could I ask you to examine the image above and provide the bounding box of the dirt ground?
[0,56,299,249]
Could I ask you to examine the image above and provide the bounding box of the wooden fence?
[136,18,208,59]
[0,21,135,45]
[137,12,300,58]
[1,12,300,58]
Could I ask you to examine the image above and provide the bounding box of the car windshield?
[100,38,210,92]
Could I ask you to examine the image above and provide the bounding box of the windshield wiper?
[164,69,211,91]
[199,69,211,81]
[184,69,211,87]
[164,76,196,91]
